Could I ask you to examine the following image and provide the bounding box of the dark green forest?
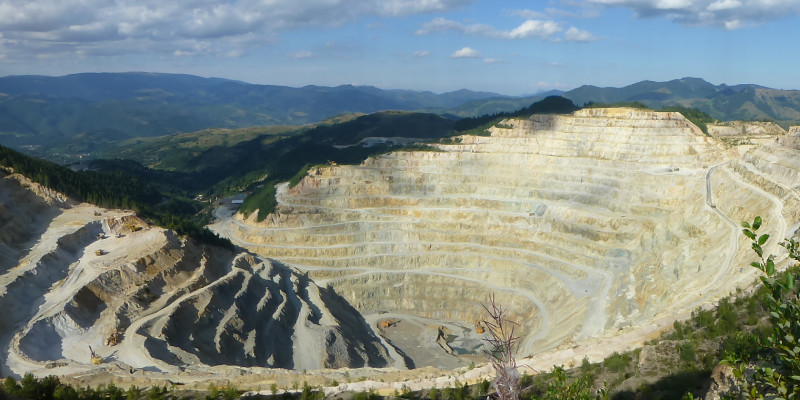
[0,145,233,250]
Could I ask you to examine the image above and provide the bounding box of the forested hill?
[0,72,504,158]
[3,73,798,163]
[563,77,800,127]
[0,145,233,250]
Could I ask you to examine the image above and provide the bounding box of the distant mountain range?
[562,77,800,125]
[1,73,799,160]
[0,72,505,154]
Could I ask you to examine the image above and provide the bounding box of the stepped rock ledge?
[3,108,800,393]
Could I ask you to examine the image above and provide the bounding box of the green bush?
[603,351,632,373]
[730,216,800,398]
[288,164,313,188]
[679,341,696,363]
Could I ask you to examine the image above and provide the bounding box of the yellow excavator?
[125,223,142,232]
[88,345,103,365]
[474,320,485,334]
[379,319,399,328]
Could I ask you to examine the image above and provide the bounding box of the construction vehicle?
[105,331,120,346]
[474,320,485,334]
[436,326,456,355]
[94,249,105,256]
[379,319,399,328]
[125,223,142,232]
[88,345,103,365]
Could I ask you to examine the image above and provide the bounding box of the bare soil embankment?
[0,171,391,383]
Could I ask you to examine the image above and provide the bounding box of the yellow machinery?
[89,345,103,364]
[379,319,399,328]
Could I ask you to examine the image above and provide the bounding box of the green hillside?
[564,77,800,127]
[0,145,232,250]
[0,73,506,161]
[86,111,455,198]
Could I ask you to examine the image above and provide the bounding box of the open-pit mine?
[2,108,800,392]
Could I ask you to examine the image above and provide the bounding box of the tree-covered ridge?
[0,145,160,209]
[0,145,233,250]
[452,96,580,134]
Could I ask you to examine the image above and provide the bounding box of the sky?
[0,0,799,95]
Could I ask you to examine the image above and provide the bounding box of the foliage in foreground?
[482,295,522,400]
[727,216,800,399]
[1,374,178,400]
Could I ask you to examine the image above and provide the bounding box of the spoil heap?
[0,172,390,378]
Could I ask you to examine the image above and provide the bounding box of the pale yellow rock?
[220,108,799,368]
[6,107,800,394]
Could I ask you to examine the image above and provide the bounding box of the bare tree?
[482,294,521,400]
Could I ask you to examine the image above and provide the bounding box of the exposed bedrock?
[0,172,390,376]
[225,108,800,361]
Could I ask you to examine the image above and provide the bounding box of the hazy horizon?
[1,0,799,95]
[2,71,793,99]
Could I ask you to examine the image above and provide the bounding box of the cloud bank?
[416,17,597,42]
[0,0,473,59]
[587,0,800,28]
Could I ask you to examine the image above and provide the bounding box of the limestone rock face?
[702,363,740,400]
[0,171,390,377]
[708,121,786,137]
[223,108,800,362]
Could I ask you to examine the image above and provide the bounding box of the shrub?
[730,216,800,398]
[679,341,696,363]
[603,352,631,373]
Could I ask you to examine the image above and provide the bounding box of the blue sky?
[0,0,798,95]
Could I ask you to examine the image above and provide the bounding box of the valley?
[214,108,800,375]
[2,104,800,397]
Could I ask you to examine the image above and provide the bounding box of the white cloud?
[585,0,800,27]
[413,50,430,58]
[724,19,745,29]
[504,9,547,19]
[564,26,598,42]
[506,7,600,19]
[483,57,506,63]
[0,0,474,61]
[451,47,480,58]
[507,20,562,39]
[291,50,313,59]
[378,0,473,16]
[415,18,496,36]
[225,49,245,58]
[707,0,742,11]
[417,18,563,40]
